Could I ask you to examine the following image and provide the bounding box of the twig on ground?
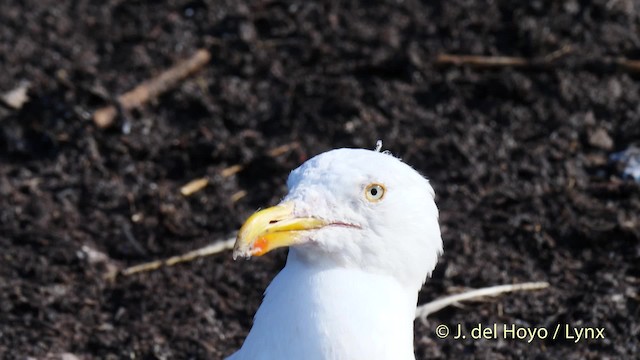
[415,281,550,319]
[220,141,301,179]
[435,54,530,68]
[93,49,211,128]
[435,48,640,74]
[221,164,244,178]
[615,58,640,73]
[541,45,574,63]
[119,236,235,277]
[435,46,575,68]
[266,142,300,157]
[180,177,209,197]
[178,142,300,197]
[231,190,247,203]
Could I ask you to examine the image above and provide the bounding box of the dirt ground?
[1,0,639,359]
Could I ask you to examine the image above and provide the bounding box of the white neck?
[230,251,418,360]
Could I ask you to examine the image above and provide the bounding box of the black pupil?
[370,188,378,196]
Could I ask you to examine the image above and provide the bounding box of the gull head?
[233,147,442,291]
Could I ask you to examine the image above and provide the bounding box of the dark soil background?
[1,0,639,359]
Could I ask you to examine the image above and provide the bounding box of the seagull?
[228,145,443,360]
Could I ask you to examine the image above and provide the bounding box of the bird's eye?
[365,183,385,202]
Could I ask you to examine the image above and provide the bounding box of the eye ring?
[365,183,386,202]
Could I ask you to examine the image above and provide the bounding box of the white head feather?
[283,148,442,292]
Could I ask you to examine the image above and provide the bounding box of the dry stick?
[435,54,530,68]
[434,47,574,68]
[436,50,640,74]
[415,281,550,319]
[221,164,244,178]
[120,236,236,277]
[541,44,574,63]
[180,177,209,197]
[180,142,301,197]
[219,142,301,179]
[267,142,300,157]
[230,190,248,203]
[93,49,211,128]
[616,58,640,73]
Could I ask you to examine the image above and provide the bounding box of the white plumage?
[229,147,443,360]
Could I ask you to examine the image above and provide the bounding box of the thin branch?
[119,236,235,277]
[230,190,248,203]
[266,142,300,157]
[93,49,211,128]
[179,142,300,198]
[221,164,244,178]
[180,177,209,197]
[415,281,550,319]
[219,141,301,179]
[435,49,640,74]
[540,44,574,63]
[435,54,530,68]
[434,47,574,68]
[615,58,640,73]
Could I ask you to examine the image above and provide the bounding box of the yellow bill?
[233,202,328,259]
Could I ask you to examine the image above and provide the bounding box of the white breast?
[228,251,418,360]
